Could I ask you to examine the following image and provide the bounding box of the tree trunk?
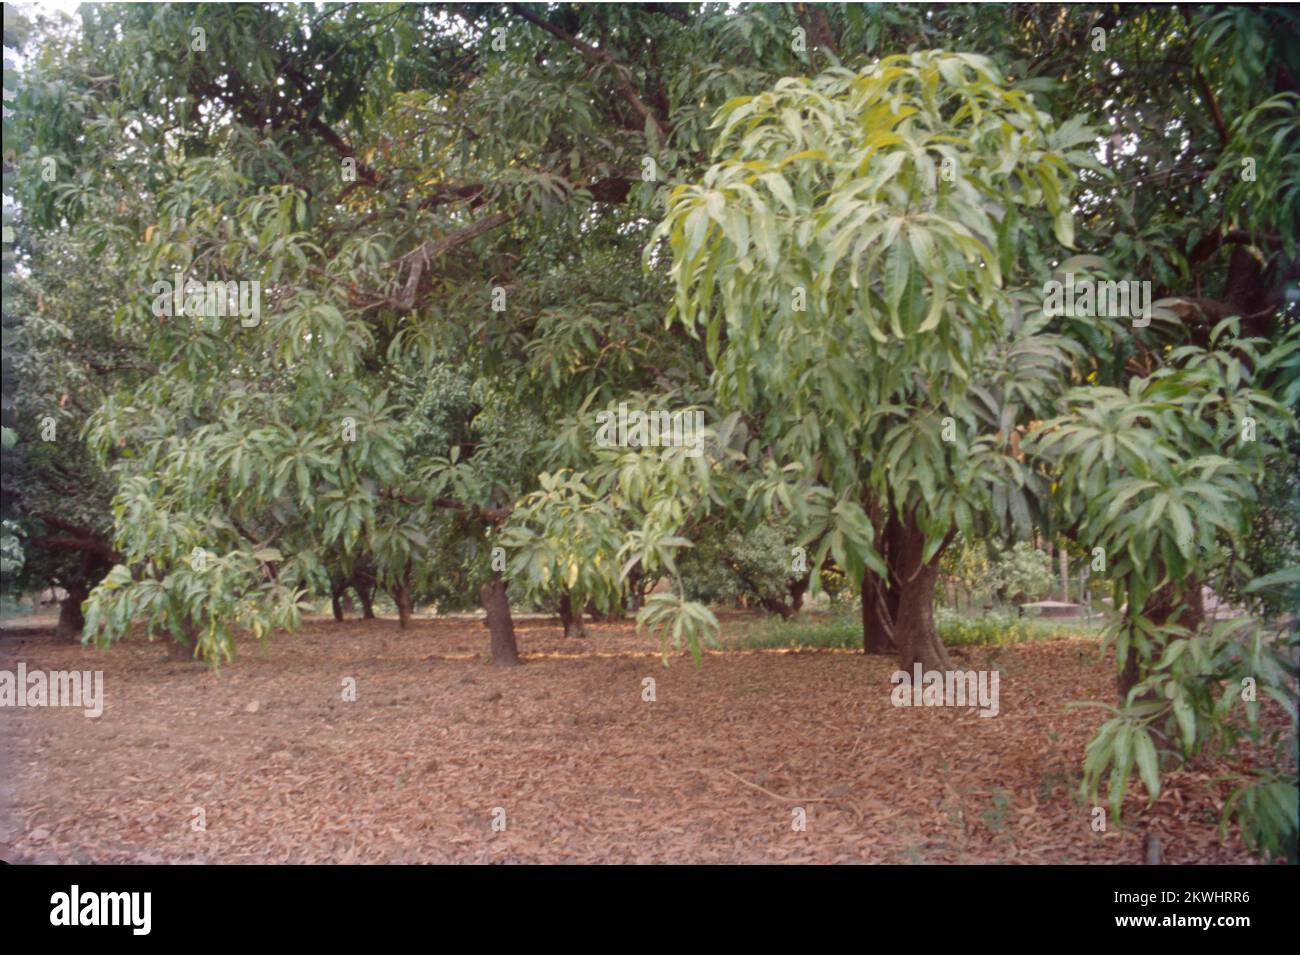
[895,562,952,672]
[861,510,902,654]
[892,516,954,673]
[861,566,897,654]
[330,581,346,621]
[627,569,644,613]
[393,585,412,630]
[1059,544,1069,603]
[559,592,587,637]
[759,594,796,618]
[56,583,87,641]
[356,581,375,619]
[481,575,521,666]
[1118,577,1203,703]
[1117,644,1143,703]
[585,600,618,623]
[169,616,199,661]
[788,573,810,613]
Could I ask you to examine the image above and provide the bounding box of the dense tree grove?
[3,3,1296,857]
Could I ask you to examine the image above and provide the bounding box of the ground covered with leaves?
[0,613,1276,864]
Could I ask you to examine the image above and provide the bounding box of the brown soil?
[0,613,1273,864]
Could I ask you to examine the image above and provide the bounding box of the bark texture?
[481,575,521,666]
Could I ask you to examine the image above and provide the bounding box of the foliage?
[8,1,1298,858]
[934,608,1034,647]
[992,541,1055,604]
[657,51,1083,588]
[1077,611,1297,861]
[1032,327,1300,858]
[678,522,798,608]
[942,536,1055,609]
[502,411,745,657]
[498,469,625,617]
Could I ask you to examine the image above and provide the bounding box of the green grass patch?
[721,606,1106,650]
[938,608,1105,645]
[725,608,862,650]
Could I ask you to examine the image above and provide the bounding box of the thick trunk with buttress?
[892,516,955,674]
[861,565,897,654]
[861,509,902,655]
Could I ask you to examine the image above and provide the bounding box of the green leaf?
[1133,728,1160,801]
[1053,210,1074,249]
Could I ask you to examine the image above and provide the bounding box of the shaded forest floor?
[0,612,1280,863]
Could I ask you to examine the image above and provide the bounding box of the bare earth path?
[0,614,1269,863]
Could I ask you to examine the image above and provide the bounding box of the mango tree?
[1028,324,1299,859]
[655,52,1083,671]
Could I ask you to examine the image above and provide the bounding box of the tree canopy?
[3,2,1297,859]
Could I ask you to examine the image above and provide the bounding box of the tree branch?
[795,3,839,67]
[29,536,120,562]
[385,208,517,311]
[356,171,632,313]
[509,3,668,143]
[1188,229,1284,264]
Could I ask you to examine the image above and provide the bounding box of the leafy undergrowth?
[0,613,1284,864]
[938,610,1107,646]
